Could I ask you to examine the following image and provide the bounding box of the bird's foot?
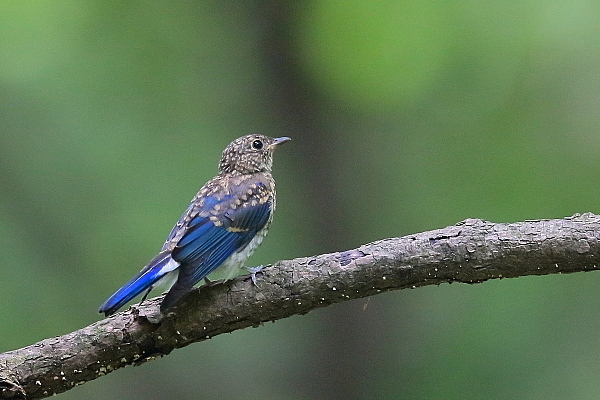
[246,265,264,286]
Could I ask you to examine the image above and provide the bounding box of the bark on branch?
[2,214,600,399]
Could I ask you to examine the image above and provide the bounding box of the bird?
[98,134,290,316]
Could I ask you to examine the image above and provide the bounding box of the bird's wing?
[162,182,273,309]
[160,194,221,251]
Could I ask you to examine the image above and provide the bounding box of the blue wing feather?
[161,199,272,310]
[176,216,217,250]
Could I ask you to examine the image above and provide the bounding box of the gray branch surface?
[2,214,600,399]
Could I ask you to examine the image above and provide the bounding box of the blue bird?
[98,134,290,316]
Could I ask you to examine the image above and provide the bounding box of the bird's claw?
[246,265,264,286]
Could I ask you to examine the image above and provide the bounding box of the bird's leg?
[246,265,264,286]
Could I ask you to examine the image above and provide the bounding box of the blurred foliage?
[1,1,600,399]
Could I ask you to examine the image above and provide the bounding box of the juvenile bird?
[98,134,290,316]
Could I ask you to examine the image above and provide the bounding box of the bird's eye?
[252,139,263,150]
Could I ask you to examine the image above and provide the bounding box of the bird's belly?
[218,230,268,281]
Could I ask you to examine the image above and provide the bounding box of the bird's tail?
[98,252,179,316]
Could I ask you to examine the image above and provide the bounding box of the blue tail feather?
[98,252,177,316]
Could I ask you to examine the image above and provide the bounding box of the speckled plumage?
[98,134,290,316]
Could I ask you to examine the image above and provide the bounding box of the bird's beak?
[269,136,292,149]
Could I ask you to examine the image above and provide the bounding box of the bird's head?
[219,135,291,175]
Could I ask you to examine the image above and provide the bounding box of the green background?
[2,1,600,399]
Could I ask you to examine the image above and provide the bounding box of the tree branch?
[2,214,600,399]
